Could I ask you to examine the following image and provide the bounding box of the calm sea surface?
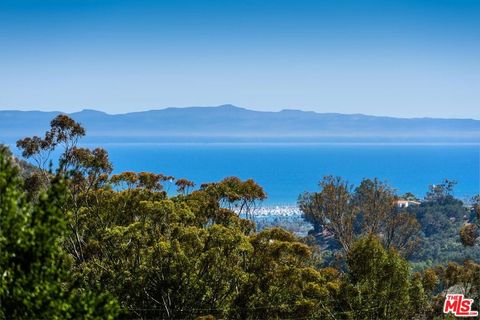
[94,143,480,205]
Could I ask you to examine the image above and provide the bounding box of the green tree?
[16,114,86,185]
[201,176,267,220]
[299,176,355,252]
[299,176,420,256]
[338,234,425,319]
[232,228,339,319]
[175,178,195,195]
[408,182,473,267]
[425,179,457,203]
[16,114,111,193]
[459,195,480,247]
[0,146,119,319]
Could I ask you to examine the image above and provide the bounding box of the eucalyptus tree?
[299,176,420,256]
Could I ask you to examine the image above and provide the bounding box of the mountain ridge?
[2,105,480,143]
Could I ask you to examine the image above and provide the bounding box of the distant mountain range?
[2,105,480,143]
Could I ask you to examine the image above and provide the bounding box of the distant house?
[395,200,421,208]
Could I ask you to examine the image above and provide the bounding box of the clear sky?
[0,0,479,118]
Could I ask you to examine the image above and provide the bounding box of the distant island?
[2,104,480,143]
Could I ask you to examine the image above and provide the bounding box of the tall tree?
[459,195,480,246]
[299,176,420,256]
[299,176,355,252]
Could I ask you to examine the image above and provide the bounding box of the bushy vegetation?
[299,175,480,266]
[0,145,120,319]
[1,115,479,319]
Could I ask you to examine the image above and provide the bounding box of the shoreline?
[236,204,303,217]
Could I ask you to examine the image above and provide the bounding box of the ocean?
[96,143,480,205]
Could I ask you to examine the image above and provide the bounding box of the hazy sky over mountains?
[0,0,479,118]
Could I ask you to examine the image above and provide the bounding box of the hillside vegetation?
[1,115,480,319]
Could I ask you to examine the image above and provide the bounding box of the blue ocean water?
[97,143,480,205]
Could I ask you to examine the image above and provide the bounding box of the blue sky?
[0,0,479,118]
